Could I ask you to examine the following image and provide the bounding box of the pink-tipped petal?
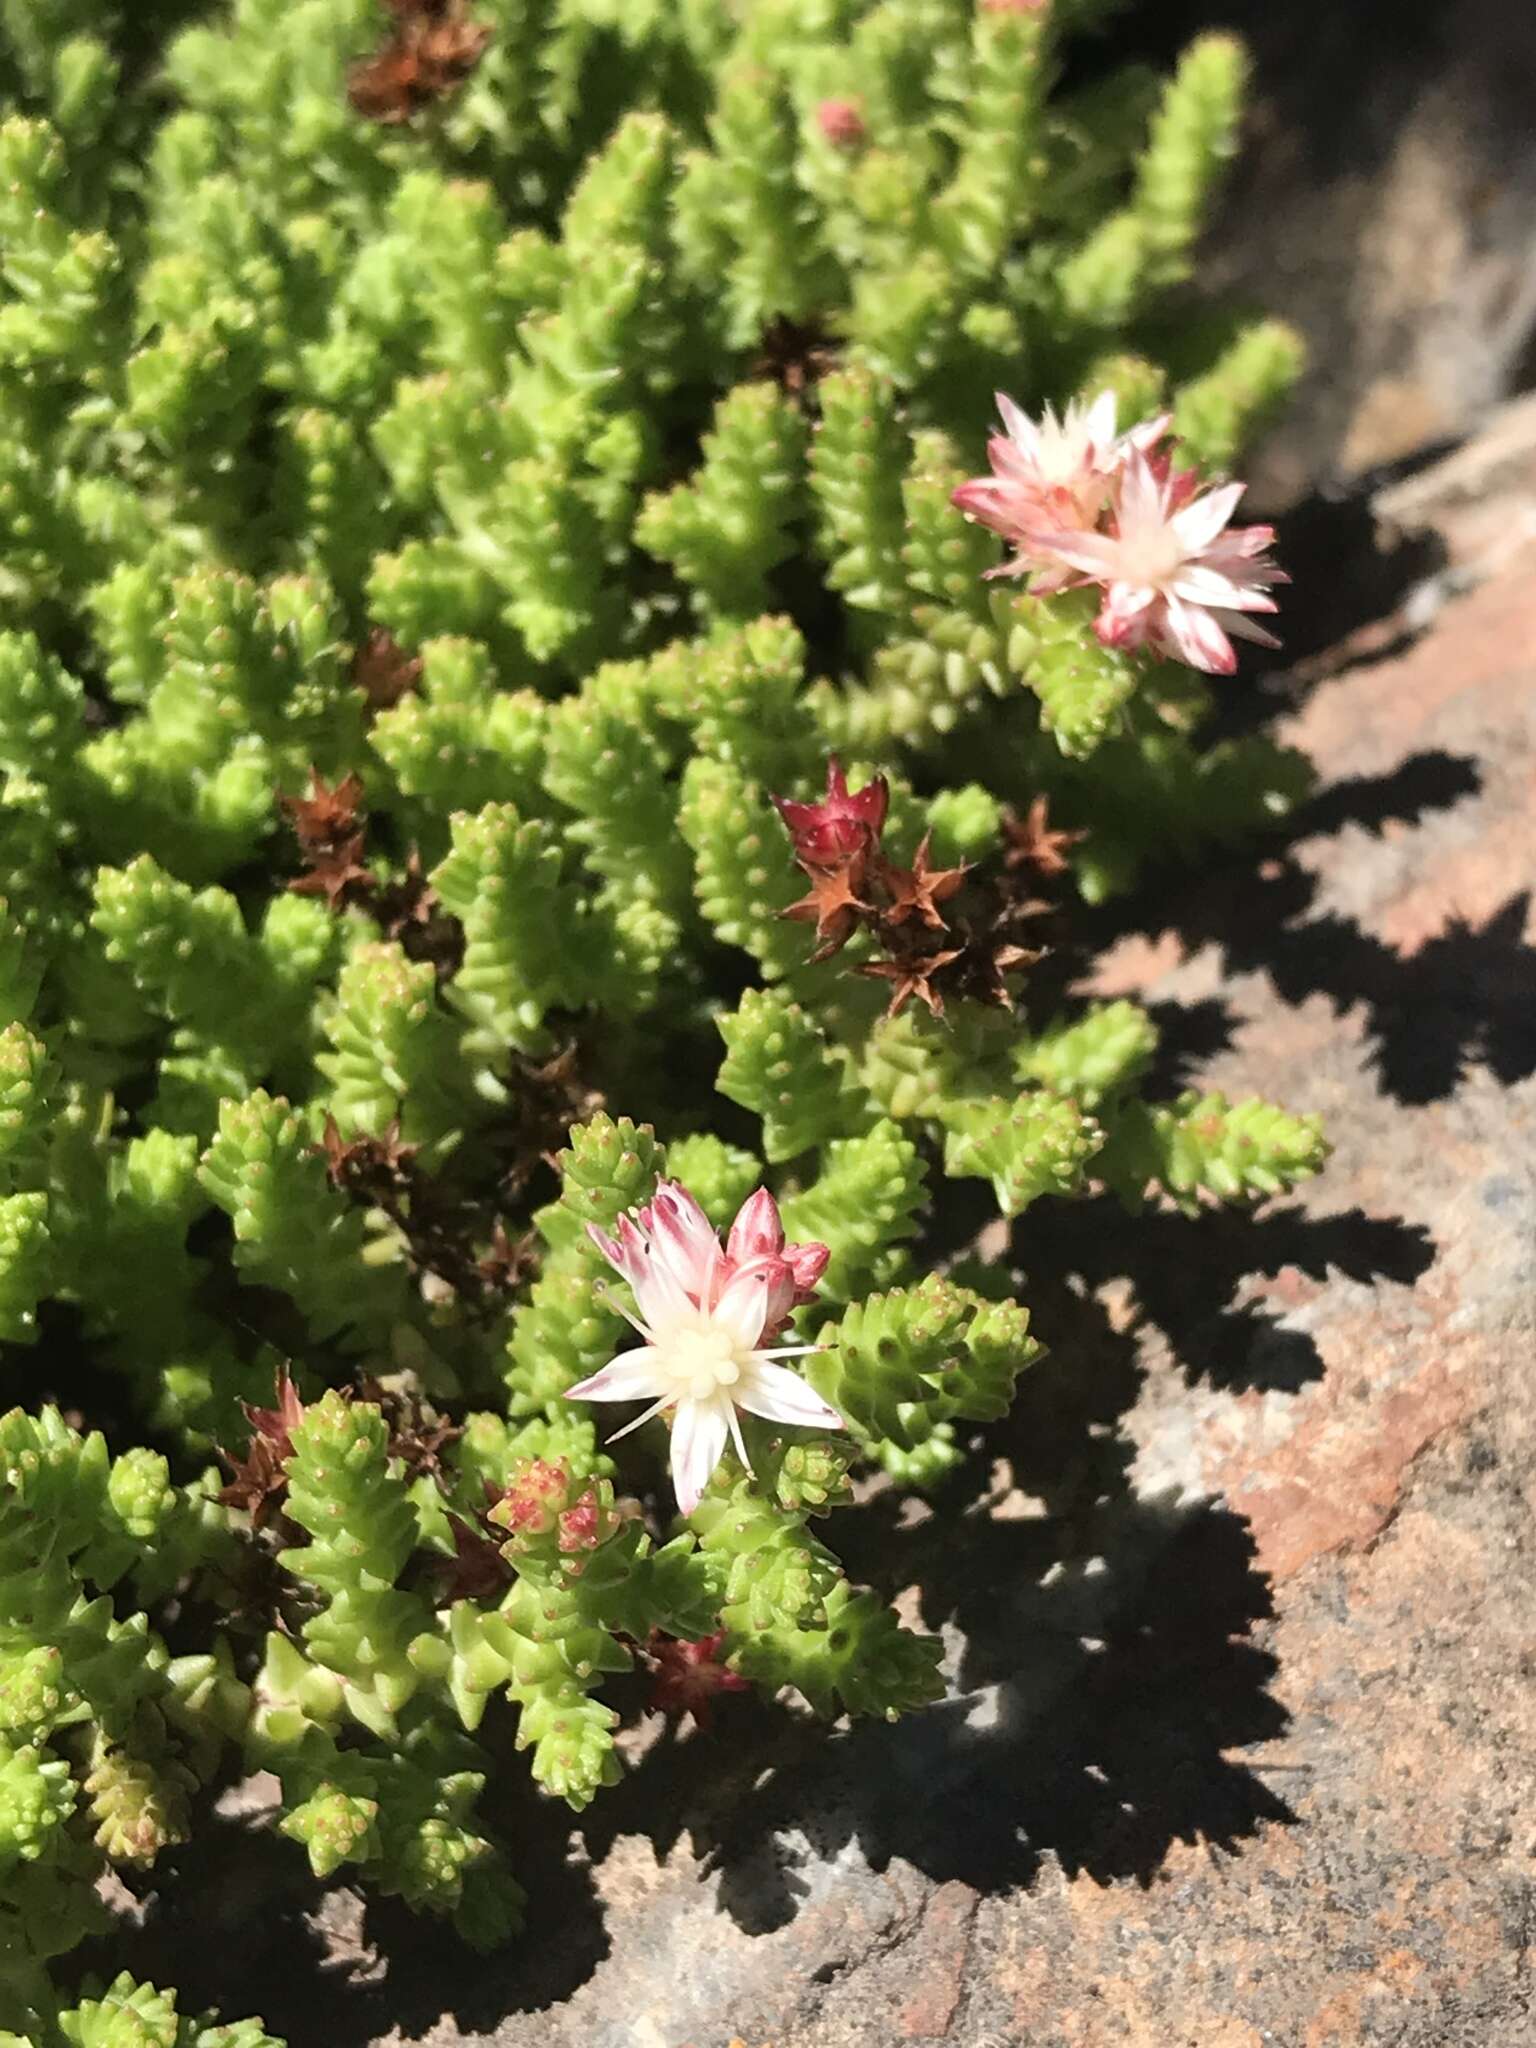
[1171,479,1245,553]
[785,1239,830,1296]
[1161,593,1236,674]
[710,1259,779,1349]
[671,1399,731,1517]
[726,1187,785,1266]
[565,1348,665,1404]
[736,1361,846,1431]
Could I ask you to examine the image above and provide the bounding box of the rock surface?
[1142,0,1536,506]
[111,433,1536,2047]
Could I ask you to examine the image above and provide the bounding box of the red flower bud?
[773,758,889,867]
[646,1630,751,1729]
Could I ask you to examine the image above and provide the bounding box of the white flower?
[565,1182,843,1515]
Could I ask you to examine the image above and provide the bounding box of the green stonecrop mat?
[0,0,1327,2038]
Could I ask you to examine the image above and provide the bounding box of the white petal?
[566,1347,665,1403]
[736,1360,846,1431]
[1028,527,1123,577]
[995,391,1038,457]
[1083,388,1119,450]
[1216,609,1282,649]
[1171,480,1244,553]
[711,1259,778,1348]
[671,1397,731,1516]
[630,1240,697,1332]
[1115,449,1165,531]
[1169,564,1266,609]
[1106,579,1155,619]
[1159,593,1236,674]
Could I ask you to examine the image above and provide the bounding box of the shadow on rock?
[1023,1197,1434,1395]
[1090,747,1535,1107]
[609,1488,1295,1940]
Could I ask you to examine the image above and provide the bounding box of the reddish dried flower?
[476,1219,540,1294]
[646,1631,750,1730]
[781,854,872,961]
[773,758,889,867]
[433,1514,513,1605]
[816,97,866,148]
[288,833,373,909]
[857,945,965,1019]
[316,1113,417,1193]
[279,770,365,854]
[359,1374,461,1490]
[217,1367,307,1529]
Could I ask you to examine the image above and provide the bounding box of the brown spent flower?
[348,0,491,124]
[217,1366,307,1530]
[352,627,423,713]
[1001,794,1084,879]
[433,1512,514,1605]
[877,834,970,931]
[279,769,365,855]
[359,1374,462,1491]
[856,945,964,1019]
[782,853,873,962]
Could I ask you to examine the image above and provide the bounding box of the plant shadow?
[92,1219,1433,2041]
[1084,746,1536,1109]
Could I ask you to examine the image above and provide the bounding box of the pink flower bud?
[816,97,866,148]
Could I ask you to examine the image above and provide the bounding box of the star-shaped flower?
[1027,449,1287,675]
[217,1367,307,1530]
[952,390,1169,577]
[782,855,872,960]
[1001,795,1084,878]
[879,834,970,931]
[856,945,964,1019]
[565,1182,841,1516]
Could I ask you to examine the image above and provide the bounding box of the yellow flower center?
[662,1315,749,1403]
